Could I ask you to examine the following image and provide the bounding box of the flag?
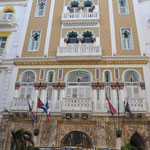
[45,100,51,122]
[125,101,133,118]
[37,98,47,113]
[27,98,36,121]
[106,97,116,116]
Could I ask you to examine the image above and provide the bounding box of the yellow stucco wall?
[99,0,112,56]
[22,0,51,57]
[113,0,141,56]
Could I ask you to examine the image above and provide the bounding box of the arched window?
[21,71,36,82]
[66,71,92,98]
[48,71,54,82]
[65,31,79,44]
[118,0,129,14]
[121,28,134,50]
[81,30,95,43]
[35,0,47,17]
[124,70,141,98]
[124,71,139,83]
[19,71,35,99]
[82,0,95,12]
[68,0,80,13]
[67,71,91,82]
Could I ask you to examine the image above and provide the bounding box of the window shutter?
[66,88,71,98]
[78,87,84,98]
[126,87,132,98]
[38,9,44,16]
[133,87,140,98]
[2,14,7,20]
[85,87,91,98]
[72,88,77,98]
[20,88,26,98]
[47,87,53,100]
[26,88,33,98]
[8,13,13,20]
[95,68,100,80]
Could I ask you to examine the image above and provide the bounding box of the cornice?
[0,0,28,6]
[14,56,148,66]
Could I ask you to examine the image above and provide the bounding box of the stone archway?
[61,131,93,148]
[130,132,148,150]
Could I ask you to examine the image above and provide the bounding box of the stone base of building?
[0,113,150,150]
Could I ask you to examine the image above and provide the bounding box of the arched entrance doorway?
[130,132,148,150]
[61,131,93,148]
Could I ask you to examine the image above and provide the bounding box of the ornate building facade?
[1,0,150,149]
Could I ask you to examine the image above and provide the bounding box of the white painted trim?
[133,0,146,56]
[109,0,117,56]
[17,0,33,57]
[44,0,55,56]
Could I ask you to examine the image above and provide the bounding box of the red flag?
[37,98,44,107]
[106,97,116,116]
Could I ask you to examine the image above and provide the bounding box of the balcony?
[57,38,101,58]
[11,98,33,112]
[62,6,99,22]
[62,98,93,113]
[128,98,147,112]
[0,13,17,28]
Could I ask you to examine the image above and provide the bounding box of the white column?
[33,83,40,112]
[140,83,146,111]
[44,0,55,56]
[40,84,47,104]
[92,87,97,112]
[109,0,117,56]
[143,66,150,112]
[53,86,58,111]
[14,83,20,97]
[100,83,105,112]
[118,83,125,113]
[111,84,118,111]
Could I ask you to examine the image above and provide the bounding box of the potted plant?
[121,142,137,150]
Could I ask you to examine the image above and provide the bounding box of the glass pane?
[72,88,77,98]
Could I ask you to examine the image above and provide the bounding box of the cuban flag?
[45,100,51,122]
[37,98,51,122]
[37,98,47,113]
[106,97,116,116]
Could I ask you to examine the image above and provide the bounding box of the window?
[35,0,47,17]
[104,71,111,82]
[118,0,129,14]
[48,72,54,82]
[28,30,41,51]
[47,87,53,101]
[21,71,36,82]
[81,30,95,43]
[2,10,14,20]
[66,71,92,98]
[0,37,7,49]
[124,70,141,98]
[66,87,91,98]
[65,31,79,44]
[19,86,34,99]
[68,0,80,13]
[121,28,134,50]
[82,0,95,12]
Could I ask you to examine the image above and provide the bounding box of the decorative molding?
[14,60,148,66]
[63,22,98,28]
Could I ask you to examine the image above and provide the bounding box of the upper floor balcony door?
[62,70,93,113]
[62,0,99,22]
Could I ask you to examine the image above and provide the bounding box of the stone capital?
[34,83,41,90]
[91,83,98,90]
[15,83,20,90]
[140,83,145,90]
[111,83,117,90]
[99,83,105,90]
[118,83,124,90]
[41,83,47,90]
